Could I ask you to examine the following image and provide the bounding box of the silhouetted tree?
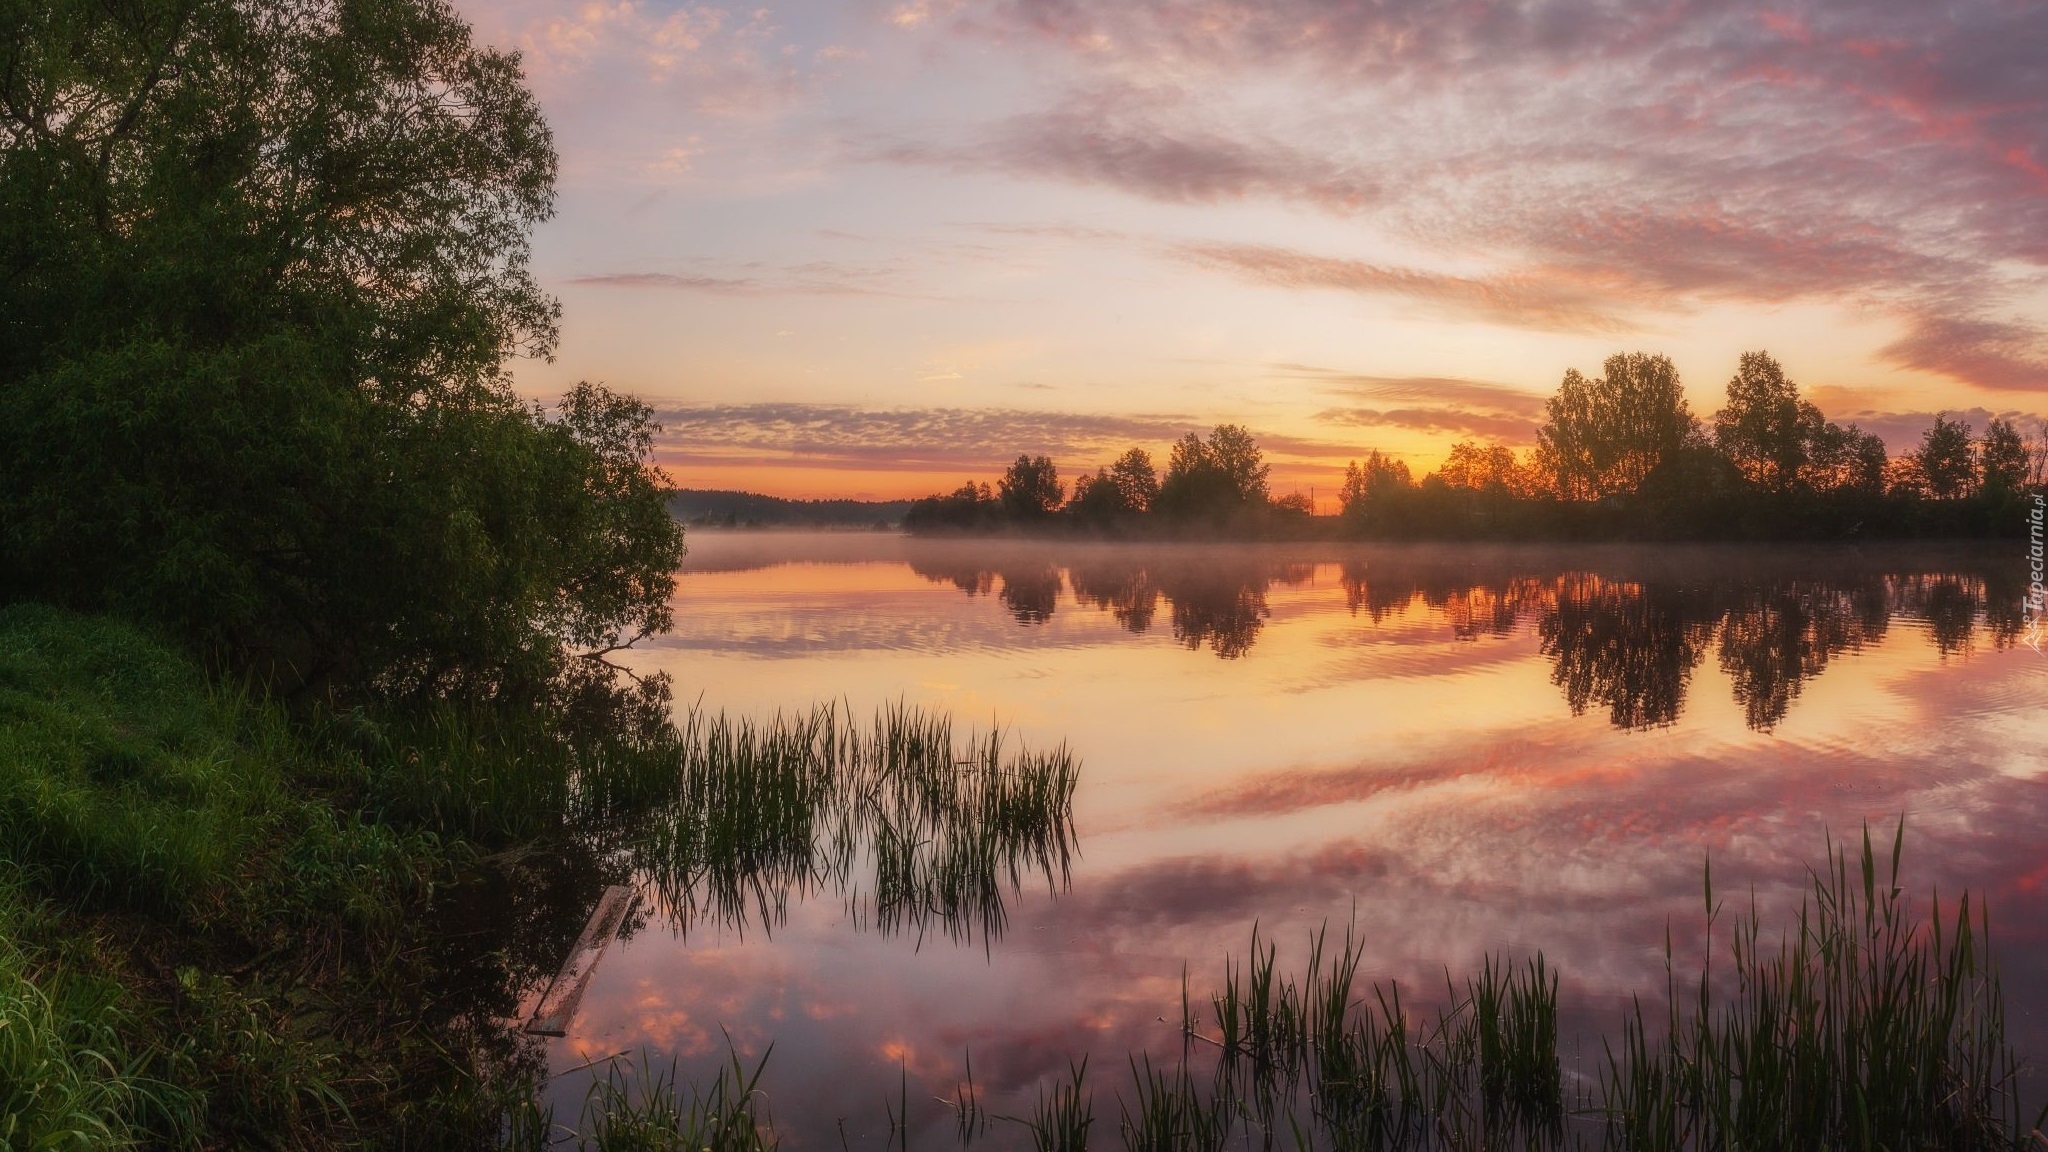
[2027,421,2048,491]
[1884,456,1927,499]
[1536,353,1700,500]
[1914,415,1976,500]
[1436,441,1527,493]
[1714,351,1820,492]
[1337,451,1413,523]
[1067,469,1130,521]
[1980,417,2028,496]
[1270,491,1315,519]
[1805,420,1889,493]
[1109,447,1161,512]
[1157,425,1269,519]
[903,482,1000,531]
[998,455,1063,518]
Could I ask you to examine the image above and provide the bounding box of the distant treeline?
[905,351,2047,540]
[670,488,911,528]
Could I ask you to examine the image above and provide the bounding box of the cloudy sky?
[457,0,2048,500]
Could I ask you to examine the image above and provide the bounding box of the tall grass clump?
[1601,824,2037,1150]
[1163,822,2040,1151]
[566,1044,776,1152]
[634,701,1079,945]
[1119,1054,1231,1152]
[1190,920,1565,1149]
[1010,1057,1094,1152]
[0,891,144,1149]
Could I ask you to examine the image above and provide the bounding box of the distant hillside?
[668,488,913,527]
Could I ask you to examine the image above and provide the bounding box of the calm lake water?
[531,532,2048,1143]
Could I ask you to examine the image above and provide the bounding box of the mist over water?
[536,533,2048,1146]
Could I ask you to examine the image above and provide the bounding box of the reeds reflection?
[632,704,1078,947]
[905,546,2027,732]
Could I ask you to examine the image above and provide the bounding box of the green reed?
[1161,822,2041,1151]
[1010,1057,1094,1152]
[1600,824,2034,1151]
[633,701,1078,946]
[0,901,144,1150]
[551,1042,776,1152]
[1119,1054,1233,1152]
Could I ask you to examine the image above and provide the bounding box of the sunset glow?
[455,0,2048,498]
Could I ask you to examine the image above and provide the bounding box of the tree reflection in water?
[912,546,2023,733]
[1538,575,1713,731]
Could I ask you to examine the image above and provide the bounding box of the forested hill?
[669,489,913,527]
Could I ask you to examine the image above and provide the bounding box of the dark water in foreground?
[527,534,2048,1144]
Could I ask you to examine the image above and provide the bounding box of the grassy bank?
[0,602,526,1146]
[0,603,1082,1147]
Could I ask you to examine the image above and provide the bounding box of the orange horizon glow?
[453,0,2048,503]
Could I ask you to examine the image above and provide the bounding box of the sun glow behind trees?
[906,351,2047,538]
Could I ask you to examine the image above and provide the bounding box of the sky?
[453,0,2048,501]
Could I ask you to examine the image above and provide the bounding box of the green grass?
[0,604,471,1147]
[0,881,150,1150]
[561,1045,777,1152]
[1600,826,2032,1150]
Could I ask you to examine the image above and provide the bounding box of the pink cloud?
[883,0,2048,390]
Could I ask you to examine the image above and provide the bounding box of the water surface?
[539,534,2048,1142]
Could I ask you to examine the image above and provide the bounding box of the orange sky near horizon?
[452,0,2048,501]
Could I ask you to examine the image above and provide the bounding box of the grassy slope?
[0,603,473,1148]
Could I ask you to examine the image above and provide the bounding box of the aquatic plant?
[574,1043,776,1152]
[1599,826,2033,1150]
[1164,823,2041,1151]
[632,701,1079,947]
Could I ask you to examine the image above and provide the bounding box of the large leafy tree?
[0,0,683,698]
[1713,351,1818,492]
[1535,353,1700,501]
[997,455,1063,518]
[1157,425,1270,518]
[1107,447,1159,513]
[1914,414,1977,500]
[1710,351,1887,496]
[1980,417,2028,495]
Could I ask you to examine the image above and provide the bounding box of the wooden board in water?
[526,883,638,1036]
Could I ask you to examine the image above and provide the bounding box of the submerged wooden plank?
[526,883,638,1037]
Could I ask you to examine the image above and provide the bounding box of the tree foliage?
[903,353,2036,542]
[1437,441,1528,494]
[1914,415,1977,500]
[998,455,1063,518]
[1536,353,1700,501]
[1338,451,1413,521]
[0,0,683,698]
[1158,425,1270,519]
[1711,351,1888,496]
[1714,351,1817,492]
[1107,447,1160,513]
[1980,417,2027,495]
